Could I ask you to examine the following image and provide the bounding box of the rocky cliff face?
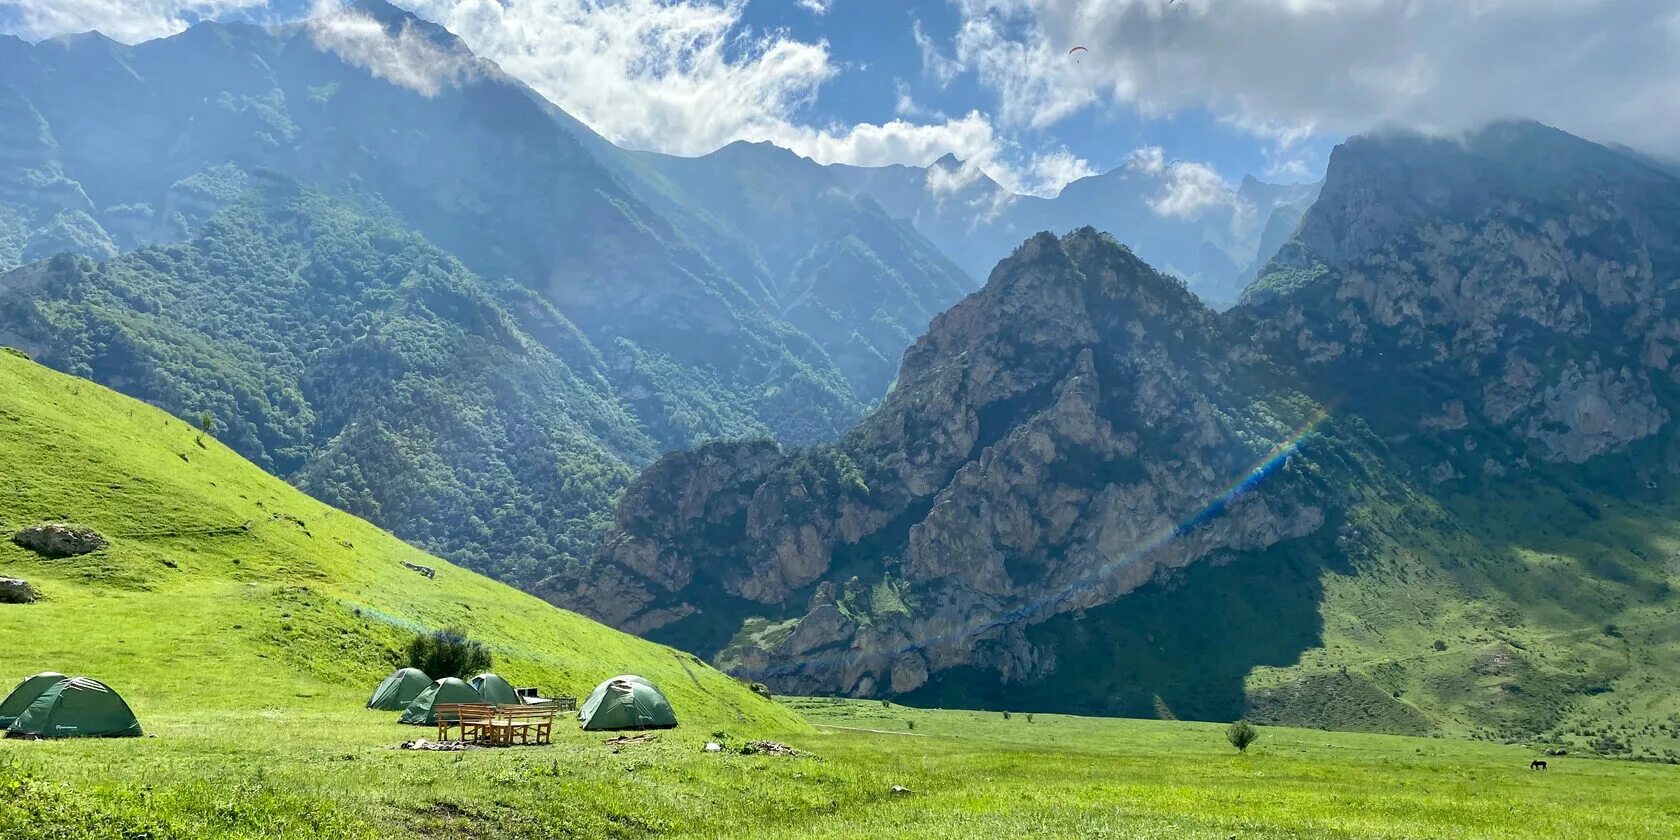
[561,123,1680,712]
[1239,122,1680,476]
[556,228,1330,695]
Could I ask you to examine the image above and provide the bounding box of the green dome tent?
[0,672,67,729]
[469,673,519,706]
[367,667,431,711]
[6,677,141,739]
[399,677,482,725]
[578,675,677,731]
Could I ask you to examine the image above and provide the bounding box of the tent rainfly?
[5,677,142,739]
[578,675,677,731]
[367,667,432,711]
[0,672,67,729]
[399,677,483,725]
[469,673,520,706]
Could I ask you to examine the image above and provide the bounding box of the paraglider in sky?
[1068,46,1088,55]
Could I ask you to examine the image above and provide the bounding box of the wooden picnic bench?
[491,705,557,746]
[433,702,557,746]
[434,703,495,743]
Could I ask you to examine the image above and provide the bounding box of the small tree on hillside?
[195,410,216,446]
[406,628,491,679]
[1227,720,1260,753]
[1152,694,1179,721]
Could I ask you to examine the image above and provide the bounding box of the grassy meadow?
[0,353,1676,838]
[3,695,1677,839]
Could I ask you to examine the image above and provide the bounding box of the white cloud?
[945,0,1680,157]
[926,157,1018,225]
[306,0,475,97]
[0,0,266,43]
[796,0,831,14]
[1019,148,1095,197]
[386,0,1087,195]
[952,9,1090,128]
[1,0,1071,188]
[1265,157,1314,182]
[1124,146,1167,177]
[893,78,947,120]
[893,81,917,117]
[399,0,837,157]
[764,111,999,169]
[926,158,985,199]
[1126,146,1233,219]
[911,17,964,88]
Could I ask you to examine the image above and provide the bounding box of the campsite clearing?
[3,696,1678,838]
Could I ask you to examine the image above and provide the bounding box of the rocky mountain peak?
[565,125,1680,722]
[556,228,1327,696]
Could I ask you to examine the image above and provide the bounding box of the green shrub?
[405,628,491,679]
[1227,720,1260,753]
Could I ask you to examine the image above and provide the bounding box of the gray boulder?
[0,577,38,603]
[13,523,107,558]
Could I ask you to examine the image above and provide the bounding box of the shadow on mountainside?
[901,526,1345,723]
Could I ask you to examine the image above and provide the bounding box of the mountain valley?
[0,0,1676,767]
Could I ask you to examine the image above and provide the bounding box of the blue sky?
[726,0,1339,187]
[3,0,1676,199]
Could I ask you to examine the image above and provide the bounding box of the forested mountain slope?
[0,179,649,585]
[0,2,979,591]
[0,13,830,450]
[621,141,977,400]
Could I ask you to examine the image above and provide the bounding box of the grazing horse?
[1530,760,1548,770]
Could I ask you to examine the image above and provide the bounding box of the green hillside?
[0,349,796,732]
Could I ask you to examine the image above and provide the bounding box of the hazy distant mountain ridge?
[825,153,1320,308]
[620,141,977,400]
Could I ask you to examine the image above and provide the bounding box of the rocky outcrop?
[12,523,106,558]
[558,229,1330,696]
[0,577,38,604]
[1483,359,1667,463]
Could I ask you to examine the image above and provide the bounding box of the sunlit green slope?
[0,350,799,732]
